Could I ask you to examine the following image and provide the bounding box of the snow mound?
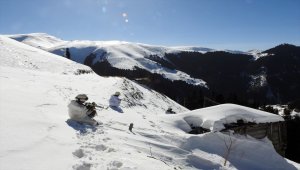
[169,104,284,131]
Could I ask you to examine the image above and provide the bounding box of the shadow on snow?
[66,119,97,134]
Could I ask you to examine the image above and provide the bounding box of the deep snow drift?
[1,35,299,170]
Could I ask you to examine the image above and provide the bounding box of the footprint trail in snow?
[71,122,129,170]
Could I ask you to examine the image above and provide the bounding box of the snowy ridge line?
[5,33,261,87]
[7,33,67,50]
[47,40,208,86]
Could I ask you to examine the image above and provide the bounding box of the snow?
[266,104,300,118]
[50,40,207,86]
[181,132,297,170]
[291,110,300,118]
[1,35,299,170]
[249,72,267,88]
[167,104,284,132]
[166,46,215,54]
[267,105,288,116]
[0,35,88,74]
[9,33,272,87]
[248,49,269,60]
[7,33,66,50]
[6,34,212,87]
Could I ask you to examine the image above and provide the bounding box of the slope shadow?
[186,155,222,170]
[110,106,124,113]
[66,119,97,134]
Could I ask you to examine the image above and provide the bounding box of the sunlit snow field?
[1,35,299,170]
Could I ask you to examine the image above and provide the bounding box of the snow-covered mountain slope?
[1,35,299,170]
[0,35,87,74]
[0,35,186,169]
[6,33,214,86]
[49,40,207,86]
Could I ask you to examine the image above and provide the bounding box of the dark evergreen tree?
[260,105,279,115]
[65,48,71,59]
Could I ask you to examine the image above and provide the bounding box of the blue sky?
[0,0,299,51]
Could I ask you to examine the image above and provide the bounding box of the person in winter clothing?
[109,92,121,107]
[129,123,134,132]
[68,94,99,126]
[109,92,123,113]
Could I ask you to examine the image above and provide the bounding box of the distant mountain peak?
[263,43,299,54]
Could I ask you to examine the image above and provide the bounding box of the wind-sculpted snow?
[1,35,299,170]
